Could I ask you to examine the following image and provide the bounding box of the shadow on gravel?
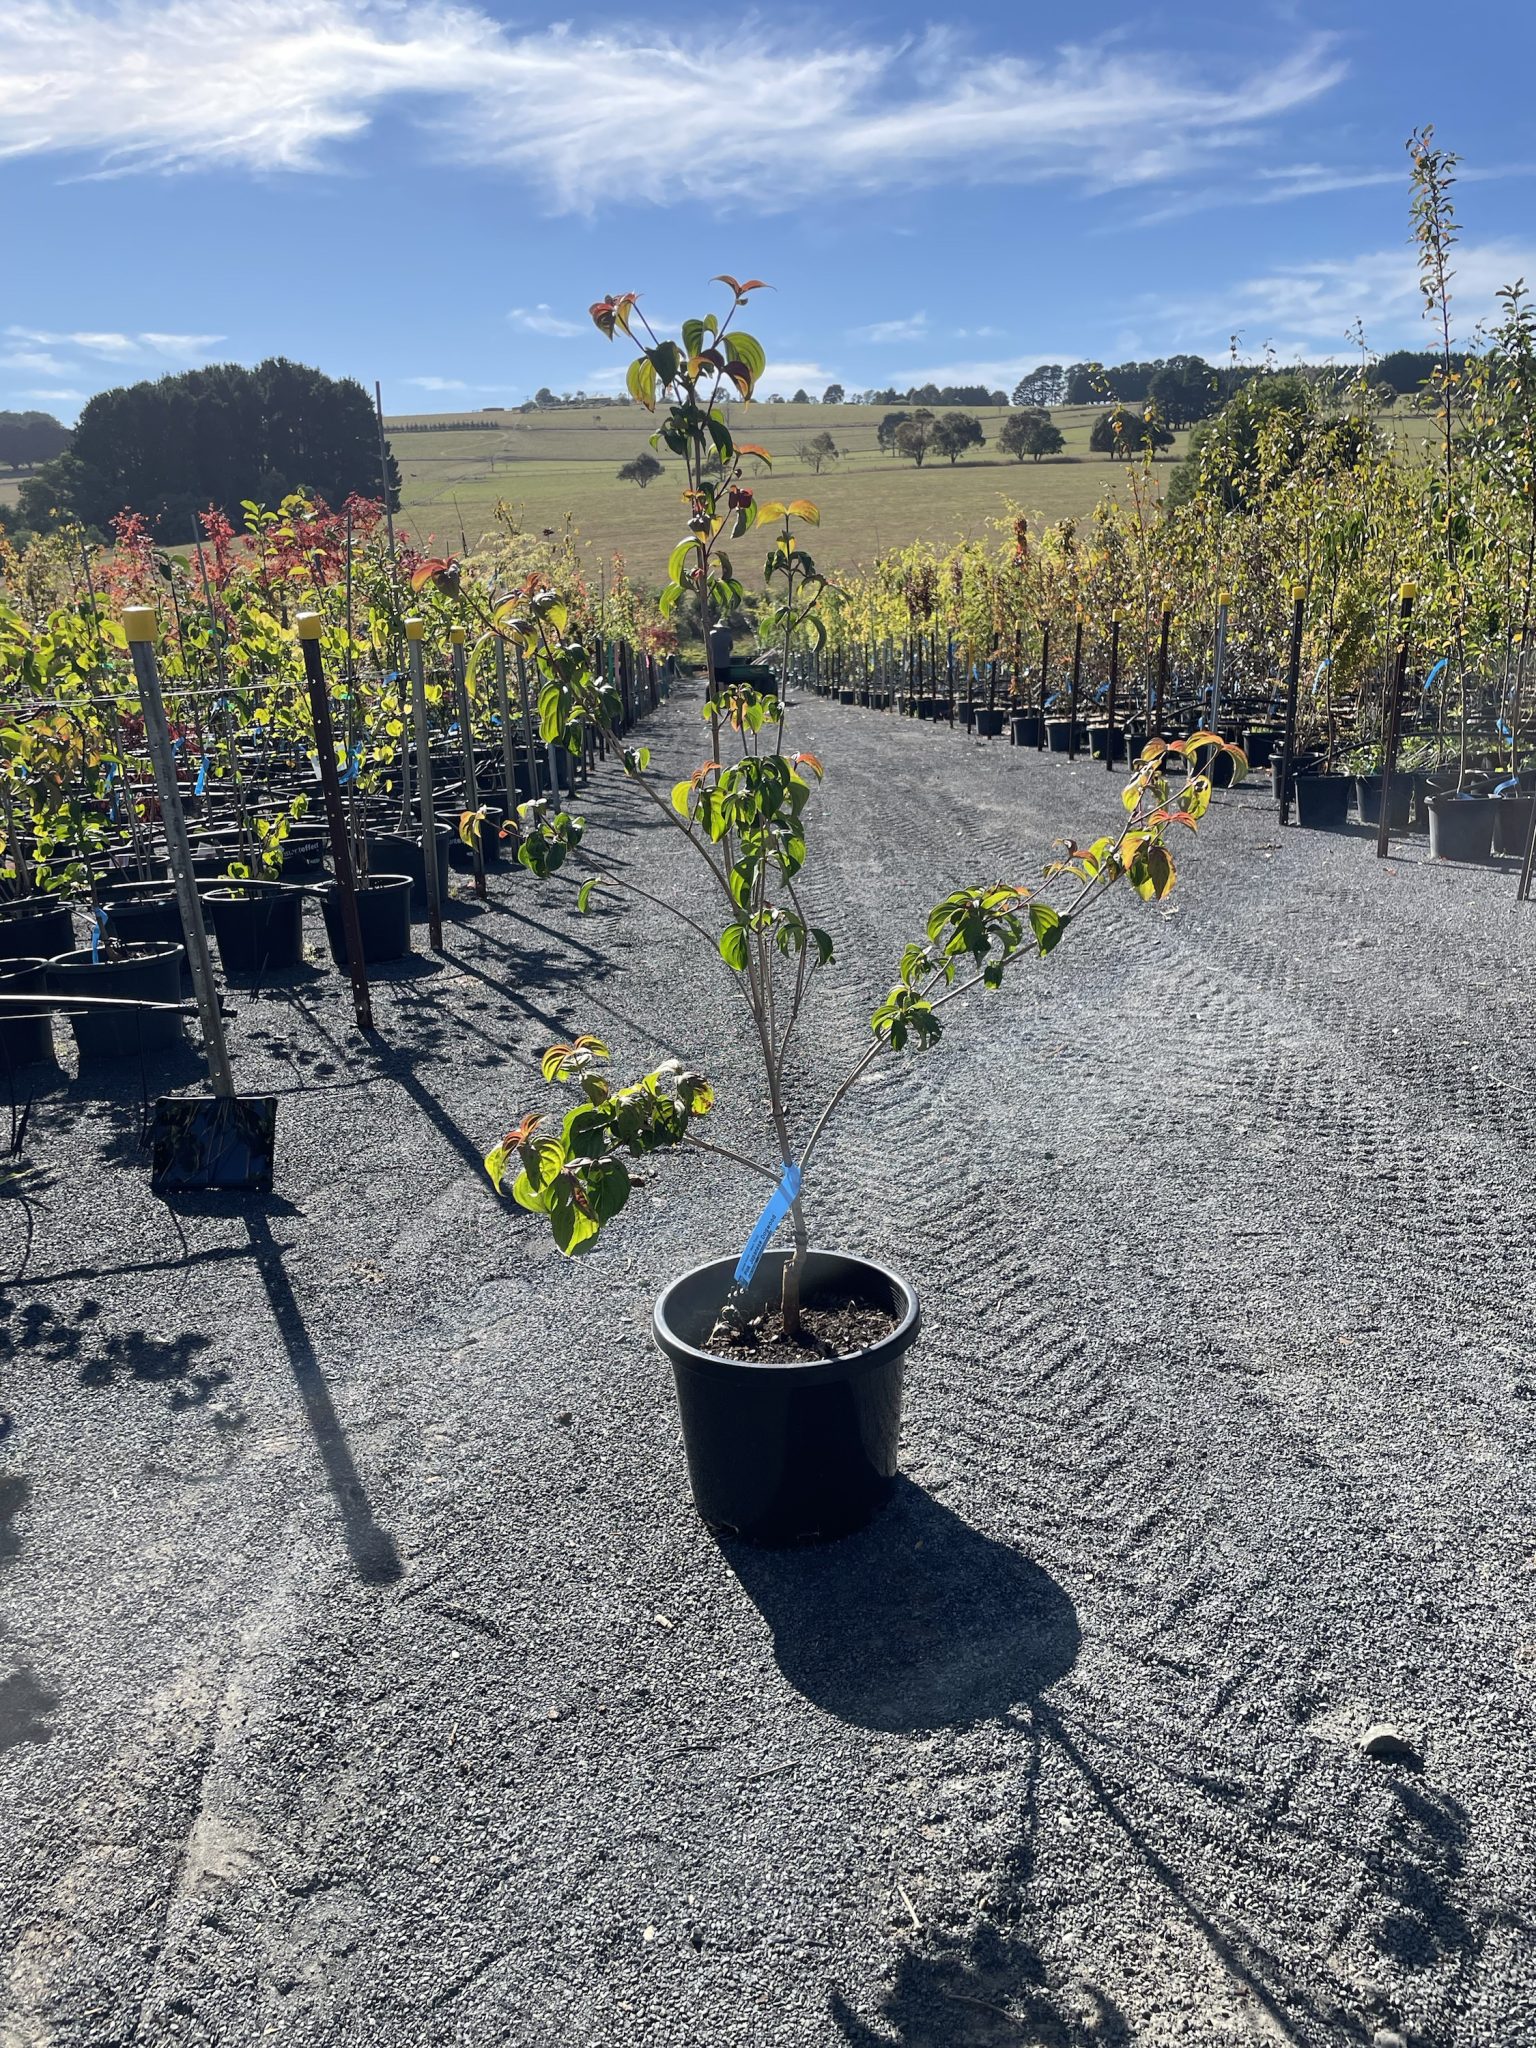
[724,1480,1079,1732]
[243,1211,402,1586]
[0,1471,58,1752]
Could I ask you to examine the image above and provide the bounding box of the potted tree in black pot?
[473,282,1246,1543]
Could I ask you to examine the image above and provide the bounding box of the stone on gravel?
[1359,1723,1421,1765]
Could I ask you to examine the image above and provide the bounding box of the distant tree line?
[0,411,72,472]
[15,360,399,539]
[390,418,502,433]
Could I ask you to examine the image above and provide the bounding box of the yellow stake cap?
[1290,582,1306,602]
[1217,590,1233,609]
[449,625,466,647]
[404,615,425,642]
[1400,581,1418,602]
[295,611,322,641]
[122,606,157,644]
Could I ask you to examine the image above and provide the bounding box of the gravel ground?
[2,692,1534,2048]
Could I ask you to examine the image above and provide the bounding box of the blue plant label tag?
[734,1163,802,1289]
[194,758,210,796]
[90,907,107,963]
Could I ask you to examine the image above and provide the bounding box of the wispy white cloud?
[1132,158,1536,228]
[402,375,468,390]
[0,348,70,374]
[510,306,585,339]
[19,387,86,402]
[852,313,929,345]
[6,325,224,358]
[0,2,1346,211]
[1159,238,1536,357]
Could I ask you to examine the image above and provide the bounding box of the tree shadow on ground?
[243,1210,402,1586]
[723,1480,1079,1733]
[0,1470,58,1752]
[723,1483,1124,2045]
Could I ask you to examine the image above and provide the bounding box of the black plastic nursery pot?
[447,813,504,871]
[653,1249,919,1545]
[1493,794,1535,857]
[205,885,306,976]
[0,957,56,1069]
[1293,773,1351,830]
[0,897,74,963]
[365,831,452,921]
[1354,775,1414,832]
[1242,729,1277,770]
[1045,719,1079,754]
[320,874,413,966]
[1009,713,1041,747]
[974,708,1007,739]
[99,882,198,966]
[1426,793,1499,864]
[47,944,184,1060]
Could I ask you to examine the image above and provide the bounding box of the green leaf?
[718,923,750,971]
[730,331,766,384]
[1029,903,1064,955]
[626,357,658,411]
[576,877,600,914]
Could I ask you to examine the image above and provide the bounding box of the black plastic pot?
[974,708,1006,739]
[1493,794,1535,857]
[365,831,451,921]
[1046,720,1079,754]
[99,884,183,950]
[1293,773,1351,830]
[1242,730,1277,770]
[1271,750,1317,799]
[1426,793,1498,863]
[320,874,413,966]
[1087,726,1127,763]
[0,957,55,1069]
[0,898,74,962]
[653,1249,919,1545]
[1009,713,1041,748]
[47,944,183,1060]
[206,885,305,975]
[447,811,504,871]
[1354,775,1414,831]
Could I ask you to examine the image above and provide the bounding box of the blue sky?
[3,1,1534,419]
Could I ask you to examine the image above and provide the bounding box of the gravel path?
[2,693,1534,2048]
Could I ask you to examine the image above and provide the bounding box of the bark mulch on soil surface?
[2,690,1534,2047]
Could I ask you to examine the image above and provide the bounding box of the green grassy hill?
[387,401,1192,581]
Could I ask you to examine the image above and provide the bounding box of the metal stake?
[296,615,374,1030]
[1276,583,1307,828]
[122,608,234,1097]
[1376,585,1417,860]
[405,617,445,950]
[1103,617,1121,771]
[450,626,486,900]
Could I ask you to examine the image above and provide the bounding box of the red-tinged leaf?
[589,298,616,337]
[739,279,770,293]
[794,751,824,777]
[713,274,743,294]
[735,442,773,463]
[724,361,754,398]
[786,499,820,524]
[505,1112,544,1149]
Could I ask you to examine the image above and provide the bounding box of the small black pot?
[47,944,184,1060]
[1354,774,1415,831]
[0,957,55,1069]
[0,898,74,962]
[205,885,305,976]
[1046,719,1079,754]
[447,811,504,871]
[1293,774,1351,830]
[1241,729,1277,770]
[974,708,1007,739]
[1426,793,1498,864]
[320,874,413,966]
[1087,726,1128,763]
[366,831,451,921]
[1009,713,1041,748]
[653,1249,919,1545]
[1493,793,1535,857]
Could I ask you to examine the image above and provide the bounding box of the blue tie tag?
[734,1163,802,1288]
[194,758,209,796]
[1422,657,1448,699]
[90,908,107,963]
